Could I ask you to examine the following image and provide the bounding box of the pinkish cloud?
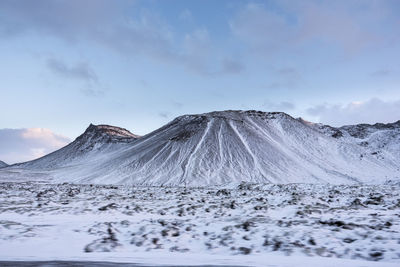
[0,128,70,164]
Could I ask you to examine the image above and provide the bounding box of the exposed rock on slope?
[0,161,7,168]
[308,120,400,160]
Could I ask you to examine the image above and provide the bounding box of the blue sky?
[1,0,400,163]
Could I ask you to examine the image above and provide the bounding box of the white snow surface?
[2,110,400,186]
[0,182,399,265]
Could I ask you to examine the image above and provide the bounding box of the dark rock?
[238,247,252,255]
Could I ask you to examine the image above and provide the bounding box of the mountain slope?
[34,110,400,186]
[0,161,8,168]
[15,124,139,169]
[308,120,400,161]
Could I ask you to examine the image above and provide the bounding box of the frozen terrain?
[4,110,400,186]
[1,110,400,266]
[0,182,399,266]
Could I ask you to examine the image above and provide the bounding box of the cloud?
[158,101,184,119]
[80,87,105,97]
[177,28,245,75]
[263,101,295,111]
[0,0,241,76]
[230,1,397,55]
[265,67,302,89]
[172,101,183,109]
[306,98,400,126]
[0,128,70,164]
[0,0,129,40]
[230,3,293,52]
[158,112,170,119]
[221,59,245,74]
[179,9,193,21]
[370,69,391,77]
[46,57,105,97]
[277,68,297,75]
[181,28,212,73]
[47,58,98,82]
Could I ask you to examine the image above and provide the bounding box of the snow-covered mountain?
[15,124,139,169]
[7,110,399,186]
[0,161,8,168]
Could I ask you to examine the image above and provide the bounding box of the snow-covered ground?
[1,181,399,266]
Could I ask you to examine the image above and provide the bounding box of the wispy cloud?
[172,101,184,109]
[0,0,242,76]
[158,112,170,119]
[221,59,245,74]
[158,100,184,119]
[370,69,392,77]
[0,0,129,39]
[263,101,295,112]
[46,58,98,82]
[46,57,104,97]
[0,128,70,164]
[265,67,303,90]
[179,9,193,22]
[230,3,293,52]
[230,1,398,55]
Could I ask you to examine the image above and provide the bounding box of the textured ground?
[0,182,399,265]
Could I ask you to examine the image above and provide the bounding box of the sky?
[1,0,400,164]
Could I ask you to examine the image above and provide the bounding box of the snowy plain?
[0,181,399,266]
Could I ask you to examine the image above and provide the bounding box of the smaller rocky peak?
[94,124,140,138]
[76,124,140,145]
[339,120,400,139]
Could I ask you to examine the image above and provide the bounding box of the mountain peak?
[85,124,139,139]
[175,110,293,123]
[72,124,139,148]
[14,124,140,169]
